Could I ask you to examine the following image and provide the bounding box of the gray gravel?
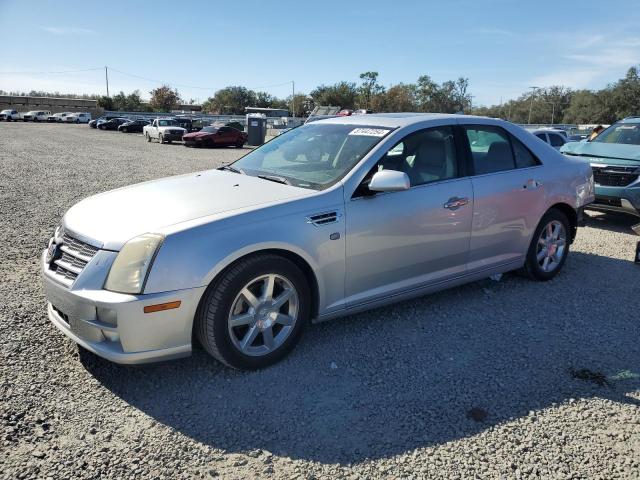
[1,122,640,479]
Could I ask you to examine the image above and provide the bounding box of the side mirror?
[368,170,410,192]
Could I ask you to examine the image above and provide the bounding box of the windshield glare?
[232,123,391,189]
[158,119,177,127]
[201,126,217,133]
[594,123,640,145]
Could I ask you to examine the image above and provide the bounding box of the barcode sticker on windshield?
[349,128,388,137]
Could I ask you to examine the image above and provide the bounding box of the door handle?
[523,179,543,190]
[443,197,469,210]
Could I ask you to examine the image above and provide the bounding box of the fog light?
[102,330,120,342]
[97,307,117,326]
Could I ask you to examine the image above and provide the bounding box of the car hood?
[63,170,311,250]
[561,140,640,164]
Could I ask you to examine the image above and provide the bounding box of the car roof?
[316,112,482,128]
[619,116,640,124]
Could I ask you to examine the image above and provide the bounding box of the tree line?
[4,65,640,123]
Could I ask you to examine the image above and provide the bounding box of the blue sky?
[1,0,639,106]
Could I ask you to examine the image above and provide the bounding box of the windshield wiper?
[257,174,291,185]
[219,165,245,174]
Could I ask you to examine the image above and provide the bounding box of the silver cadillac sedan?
[42,114,594,369]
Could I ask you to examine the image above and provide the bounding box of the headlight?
[104,233,164,294]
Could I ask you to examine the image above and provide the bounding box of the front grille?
[48,233,100,287]
[592,165,639,187]
[169,129,183,135]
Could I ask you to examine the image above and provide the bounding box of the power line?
[0,67,102,75]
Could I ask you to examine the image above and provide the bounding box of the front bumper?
[590,185,640,217]
[42,251,206,364]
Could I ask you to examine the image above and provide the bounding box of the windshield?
[158,119,177,127]
[231,123,392,189]
[201,126,217,133]
[593,123,640,145]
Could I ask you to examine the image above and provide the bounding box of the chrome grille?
[48,234,100,287]
[592,165,639,187]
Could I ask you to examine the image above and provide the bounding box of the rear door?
[460,122,546,272]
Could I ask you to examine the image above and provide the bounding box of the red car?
[183,126,247,148]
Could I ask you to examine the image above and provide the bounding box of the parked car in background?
[337,109,353,116]
[0,109,20,121]
[183,125,247,148]
[561,116,640,217]
[305,114,338,124]
[22,110,51,122]
[42,113,594,369]
[65,112,92,124]
[47,112,72,123]
[97,118,130,131]
[174,117,197,133]
[533,129,567,150]
[118,119,150,133]
[143,118,186,143]
[567,134,588,142]
[353,109,374,115]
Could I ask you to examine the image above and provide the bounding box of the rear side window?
[535,133,547,142]
[464,126,515,174]
[549,133,565,147]
[463,125,540,174]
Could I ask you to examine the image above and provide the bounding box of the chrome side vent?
[307,211,339,226]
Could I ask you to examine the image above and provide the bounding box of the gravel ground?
[1,122,640,479]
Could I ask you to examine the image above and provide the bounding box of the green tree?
[373,83,417,112]
[149,85,180,112]
[204,86,256,114]
[96,95,114,110]
[357,71,385,110]
[309,82,358,109]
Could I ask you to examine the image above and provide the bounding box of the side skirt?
[312,259,523,324]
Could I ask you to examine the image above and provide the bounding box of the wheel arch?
[195,247,321,324]
[547,202,578,243]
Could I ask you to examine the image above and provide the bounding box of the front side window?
[593,123,640,145]
[232,123,392,189]
[376,126,458,187]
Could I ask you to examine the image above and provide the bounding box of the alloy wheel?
[536,220,566,273]
[227,274,299,356]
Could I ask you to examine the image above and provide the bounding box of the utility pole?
[291,80,295,118]
[105,66,110,97]
[528,86,539,125]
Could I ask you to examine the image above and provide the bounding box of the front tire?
[523,208,570,281]
[195,254,310,370]
[159,133,164,144]
[145,132,151,142]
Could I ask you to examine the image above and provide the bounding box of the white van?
[65,112,92,124]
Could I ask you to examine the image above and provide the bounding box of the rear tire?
[523,208,570,281]
[195,254,310,370]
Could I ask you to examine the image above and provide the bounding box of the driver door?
[344,125,473,307]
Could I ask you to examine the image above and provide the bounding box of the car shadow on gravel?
[81,251,640,465]
[584,210,639,235]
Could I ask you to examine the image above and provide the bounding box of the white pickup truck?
[0,109,20,121]
[143,118,187,144]
[23,110,52,122]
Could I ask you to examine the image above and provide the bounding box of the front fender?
[143,193,347,316]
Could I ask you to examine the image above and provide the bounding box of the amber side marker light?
[144,301,181,314]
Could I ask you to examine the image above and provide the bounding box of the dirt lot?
[1,122,639,479]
